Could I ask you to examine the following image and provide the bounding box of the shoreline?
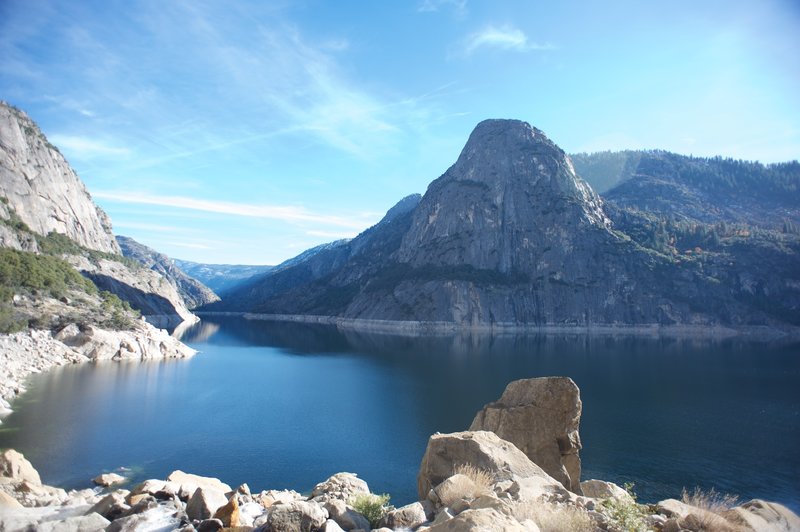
[0,320,196,420]
[197,311,799,340]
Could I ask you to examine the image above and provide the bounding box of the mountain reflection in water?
[0,316,797,512]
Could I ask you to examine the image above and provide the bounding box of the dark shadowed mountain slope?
[117,236,219,309]
[209,120,799,328]
[207,194,421,313]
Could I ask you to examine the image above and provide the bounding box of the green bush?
[600,483,651,532]
[0,248,97,299]
[350,493,392,528]
[0,304,26,334]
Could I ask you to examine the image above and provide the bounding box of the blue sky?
[2,0,798,265]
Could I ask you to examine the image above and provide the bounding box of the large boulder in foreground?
[470,377,583,493]
[417,430,561,500]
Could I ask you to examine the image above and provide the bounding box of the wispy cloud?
[462,25,555,55]
[94,191,379,229]
[112,221,186,233]
[48,134,130,158]
[306,229,358,239]
[418,0,467,15]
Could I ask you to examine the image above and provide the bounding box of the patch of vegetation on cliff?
[0,248,97,299]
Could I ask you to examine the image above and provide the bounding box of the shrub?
[454,463,493,495]
[435,474,485,508]
[514,500,594,532]
[350,493,392,528]
[681,487,742,531]
[599,483,651,532]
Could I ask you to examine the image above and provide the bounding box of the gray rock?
[268,500,329,532]
[580,479,632,501]
[186,487,228,521]
[323,499,370,531]
[470,377,583,493]
[311,472,370,503]
[417,430,561,500]
[166,470,232,501]
[87,490,130,520]
[36,513,111,532]
[380,501,427,529]
[426,508,530,531]
[727,499,800,531]
[320,519,346,532]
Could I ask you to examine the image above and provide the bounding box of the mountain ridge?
[205,119,800,329]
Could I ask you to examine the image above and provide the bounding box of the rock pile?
[0,377,797,531]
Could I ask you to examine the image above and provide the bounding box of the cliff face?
[0,102,197,329]
[0,102,119,254]
[216,119,796,328]
[117,236,219,309]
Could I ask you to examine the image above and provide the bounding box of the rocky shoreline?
[0,321,195,419]
[0,377,797,531]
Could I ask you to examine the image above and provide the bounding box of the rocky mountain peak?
[397,119,610,272]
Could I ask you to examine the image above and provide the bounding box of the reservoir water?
[0,316,798,511]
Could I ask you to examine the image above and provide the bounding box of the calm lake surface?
[1,316,798,511]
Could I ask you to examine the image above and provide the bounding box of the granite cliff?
[211,119,797,329]
[117,235,220,309]
[0,101,196,328]
[0,102,119,254]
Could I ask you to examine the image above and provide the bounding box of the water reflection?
[2,316,798,511]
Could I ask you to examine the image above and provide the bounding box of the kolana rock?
[470,377,583,493]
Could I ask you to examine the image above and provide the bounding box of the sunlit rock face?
[0,102,119,254]
[217,119,789,328]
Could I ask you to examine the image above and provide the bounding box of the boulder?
[321,519,346,532]
[417,430,560,499]
[213,495,240,527]
[260,489,304,508]
[380,501,428,529]
[36,513,111,532]
[186,486,229,521]
[196,519,224,532]
[87,490,131,520]
[128,479,178,498]
[0,489,23,508]
[0,449,42,485]
[426,508,533,531]
[470,377,583,493]
[268,500,329,532]
[167,470,232,499]
[93,472,126,487]
[311,472,370,503]
[580,479,632,502]
[725,499,800,532]
[323,498,371,531]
